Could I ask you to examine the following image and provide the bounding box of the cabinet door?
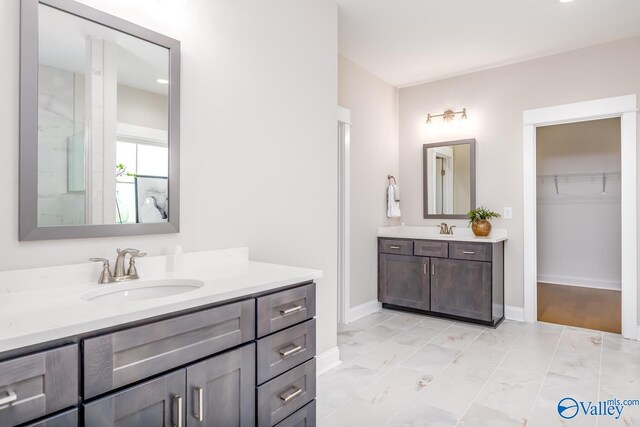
[430,258,492,321]
[379,254,430,310]
[186,343,255,427]
[84,370,185,427]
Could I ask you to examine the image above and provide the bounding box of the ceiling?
[39,3,169,96]
[336,0,640,87]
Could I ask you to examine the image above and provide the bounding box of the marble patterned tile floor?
[317,309,640,426]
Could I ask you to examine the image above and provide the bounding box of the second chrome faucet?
[438,223,456,235]
[90,248,147,284]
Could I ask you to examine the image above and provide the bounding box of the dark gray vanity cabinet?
[186,344,256,426]
[0,281,317,427]
[84,344,257,427]
[0,345,78,427]
[256,283,318,427]
[84,370,186,427]
[378,237,504,326]
[430,258,492,321]
[379,254,430,311]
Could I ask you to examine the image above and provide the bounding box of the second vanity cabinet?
[379,237,504,326]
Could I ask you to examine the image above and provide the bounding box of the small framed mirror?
[20,0,180,240]
[423,138,476,219]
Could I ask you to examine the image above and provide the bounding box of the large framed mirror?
[20,0,180,240]
[423,138,476,219]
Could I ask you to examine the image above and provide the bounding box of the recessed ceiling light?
[559,0,575,3]
[157,78,169,84]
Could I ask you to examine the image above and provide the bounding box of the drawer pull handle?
[280,305,303,315]
[280,345,303,357]
[194,386,204,422]
[462,251,476,255]
[173,394,183,427]
[280,386,303,403]
[389,245,401,249]
[0,390,17,407]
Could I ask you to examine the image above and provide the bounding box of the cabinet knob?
[280,386,303,403]
[279,344,303,358]
[280,305,303,315]
[0,389,17,407]
[173,394,183,427]
[193,386,204,422]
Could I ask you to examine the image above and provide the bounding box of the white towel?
[387,185,401,218]
[392,184,400,201]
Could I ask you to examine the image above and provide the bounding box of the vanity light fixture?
[157,78,169,84]
[559,0,575,3]
[426,108,467,124]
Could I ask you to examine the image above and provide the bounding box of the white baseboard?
[505,305,525,322]
[316,346,341,376]
[537,275,621,291]
[348,299,382,323]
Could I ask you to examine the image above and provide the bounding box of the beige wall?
[338,56,400,308]
[399,36,640,310]
[0,0,339,355]
[118,84,168,131]
[537,119,621,290]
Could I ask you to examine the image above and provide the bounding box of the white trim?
[337,108,351,325]
[338,106,351,124]
[523,94,638,340]
[538,275,621,291]
[505,305,525,322]
[348,299,383,323]
[316,346,341,376]
[117,122,168,145]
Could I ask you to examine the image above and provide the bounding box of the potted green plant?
[467,206,501,237]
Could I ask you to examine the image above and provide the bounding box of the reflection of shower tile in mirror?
[38,64,80,226]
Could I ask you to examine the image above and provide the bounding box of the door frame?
[337,106,351,325]
[522,94,638,339]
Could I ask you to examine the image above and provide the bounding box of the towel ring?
[387,175,397,184]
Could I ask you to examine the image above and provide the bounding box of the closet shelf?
[537,171,621,195]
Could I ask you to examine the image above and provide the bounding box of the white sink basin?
[82,279,204,302]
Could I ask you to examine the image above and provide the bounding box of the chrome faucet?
[439,223,456,235]
[90,248,147,284]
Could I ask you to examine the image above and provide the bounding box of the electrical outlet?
[504,207,513,219]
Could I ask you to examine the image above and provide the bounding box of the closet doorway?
[536,119,621,333]
[522,94,638,339]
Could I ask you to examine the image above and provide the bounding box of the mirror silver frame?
[19,0,181,240]
[423,138,476,220]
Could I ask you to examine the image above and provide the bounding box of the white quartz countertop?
[0,248,322,355]
[378,226,508,243]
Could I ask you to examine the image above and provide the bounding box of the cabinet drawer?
[449,242,492,262]
[25,409,78,427]
[0,345,78,427]
[275,401,316,427]
[257,284,316,338]
[379,239,413,255]
[257,358,316,426]
[257,319,316,384]
[413,240,448,258]
[83,299,255,398]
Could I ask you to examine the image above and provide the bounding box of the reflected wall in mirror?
[21,0,180,240]
[423,139,476,219]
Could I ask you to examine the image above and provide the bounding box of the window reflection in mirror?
[37,3,169,227]
[424,139,476,218]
